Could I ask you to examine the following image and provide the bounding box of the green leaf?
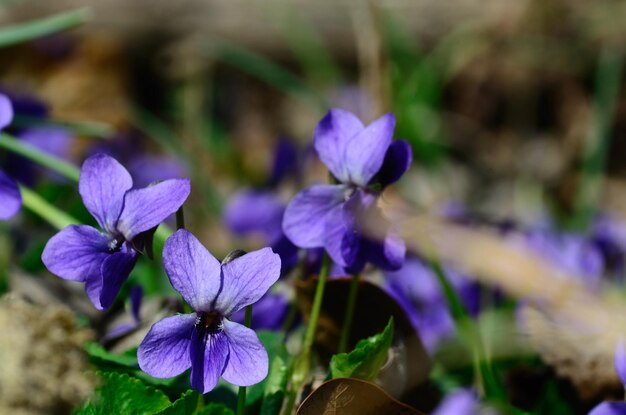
[259,354,290,415]
[0,8,90,49]
[329,317,394,381]
[76,372,171,415]
[245,330,290,407]
[156,390,201,415]
[84,342,138,369]
[196,403,235,415]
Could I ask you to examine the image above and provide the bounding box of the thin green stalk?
[0,8,90,48]
[303,253,330,349]
[284,254,331,415]
[237,305,253,415]
[571,48,624,231]
[430,259,506,402]
[338,273,360,353]
[12,115,114,138]
[20,185,77,230]
[0,133,80,181]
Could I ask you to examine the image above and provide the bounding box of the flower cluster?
[37,107,412,395]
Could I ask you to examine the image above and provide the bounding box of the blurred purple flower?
[103,285,144,341]
[9,127,75,185]
[126,154,188,188]
[433,389,478,415]
[138,230,280,393]
[283,109,411,273]
[0,94,21,220]
[383,257,480,353]
[224,139,302,273]
[525,229,604,286]
[42,153,190,310]
[589,403,626,415]
[225,190,298,274]
[231,291,289,331]
[268,138,299,187]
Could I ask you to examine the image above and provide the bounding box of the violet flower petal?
[221,319,268,386]
[117,178,190,240]
[377,230,406,270]
[0,170,21,220]
[216,247,281,316]
[0,94,13,129]
[191,328,229,393]
[589,402,626,415]
[79,154,133,232]
[137,313,196,378]
[344,113,395,186]
[283,184,346,248]
[324,203,350,267]
[314,109,364,182]
[376,139,412,187]
[41,224,110,282]
[163,229,222,311]
[99,250,139,310]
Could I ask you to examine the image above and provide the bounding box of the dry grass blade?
[365,212,626,396]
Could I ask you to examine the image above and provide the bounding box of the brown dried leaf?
[297,378,425,415]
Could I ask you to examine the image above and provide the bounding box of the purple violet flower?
[282,109,411,273]
[0,94,21,220]
[383,257,480,353]
[138,229,281,393]
[587,339,626,414]
[41,153,190,310]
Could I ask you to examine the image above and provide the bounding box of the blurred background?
[3,1,626,413]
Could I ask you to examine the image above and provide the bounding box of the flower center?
[195,311,222,335]
[107,237,124,253]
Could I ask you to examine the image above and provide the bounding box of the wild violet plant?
[138,229,280,393]
[41,153,190,310]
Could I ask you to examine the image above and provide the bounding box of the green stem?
[0,133,80,181]
[236,305,253,415]
[20,185,77,230]
[284,254,331,415]
[0,8,91,49]
[430,259,505,401]
[338,273,360,353]
[12,115,114,138]
[303,254,330,349]
[571,48,624,231]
